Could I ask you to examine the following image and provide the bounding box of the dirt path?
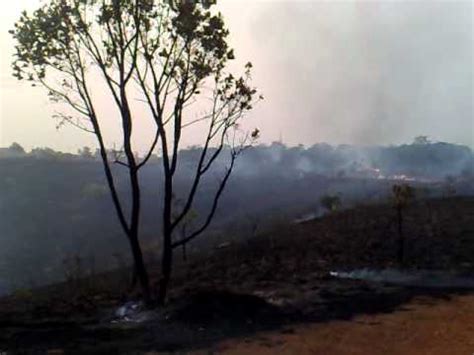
[205,294,474,355]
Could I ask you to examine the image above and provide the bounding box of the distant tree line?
[3,140,472,181]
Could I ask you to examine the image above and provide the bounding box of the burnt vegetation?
[0,140,473,296]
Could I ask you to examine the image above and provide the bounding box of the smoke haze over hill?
[1,141,473,295]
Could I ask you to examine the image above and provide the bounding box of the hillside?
[0,196,472,353]
[1,142,473,295]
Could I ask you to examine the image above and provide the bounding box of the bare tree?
[392,184,414,266]
[320,194,342,213]
[11,0,260,305]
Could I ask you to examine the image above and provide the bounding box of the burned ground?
[0,196,473,353]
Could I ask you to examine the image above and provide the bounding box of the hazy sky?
[0,0,472,153]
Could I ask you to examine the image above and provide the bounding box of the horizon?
[1,137,473,157]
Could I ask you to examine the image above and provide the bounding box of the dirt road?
[208,294,474,355]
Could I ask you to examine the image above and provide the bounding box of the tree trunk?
[158,169,174,305]
[119,90,152,305]
[397,206,404,266]
[128,231,151,306]
[128,161,152,304]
